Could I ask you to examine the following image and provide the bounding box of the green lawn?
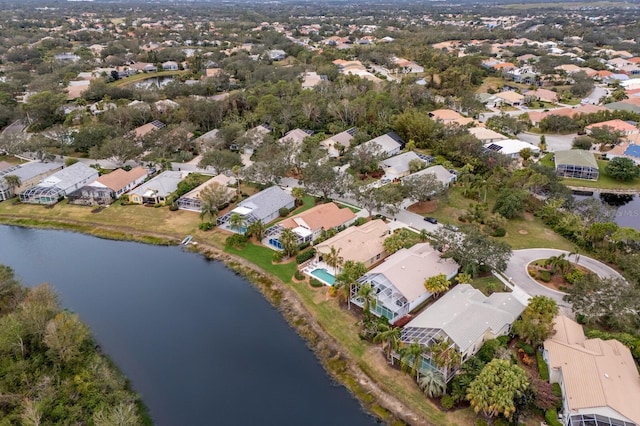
[224,241,297,283]
[562,160,640,190]
[470,275,510,296]
[0,155,26,165]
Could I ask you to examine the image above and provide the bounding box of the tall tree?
[91,136,142,166]
[229,213,246,233]
[2,175,21,198]
[605,157,640,181]
[466,359,529,419]
[279,228,299,257]
[424,273,451,298]
[399,341,425,380]
[198,149,243,174]
[512,296,559,347]
[246,220,266,241]
[43,311,89,365]
[402,173,445,203]
[418,369,447,398]
[357,282,377,317]
[324,246,344,272]
[374,322,402,360]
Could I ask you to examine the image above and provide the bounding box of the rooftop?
[95,167,148,192]
[555,150,599,168]
[129,170,187,198]
[279,202,355,233]
[316,219,389,265]
[235,186,295,222]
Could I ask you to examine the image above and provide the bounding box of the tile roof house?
[494,91,525,106]
[429,109,474,126]
[216,186,295,233]
[401,284,525,380]
[524,88,558,103]
[132,120,165,139]
[19,162,99,205]
[606,138,640,165]
[585,119,639,136]
[527,105,606,126]
[320,128,357,157]
[352,243,459,324]
[0,162,63,201]
[543,316,640,426]
[267,202,356,247]
[315,219,390,271]
[128,170,189,205]
[468,127,509,144]
[402,165,457,186]
[67,166,149,205]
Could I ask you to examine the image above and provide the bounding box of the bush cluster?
[296,249,316,264]
[226,234,248,249]
[309,278,324,287]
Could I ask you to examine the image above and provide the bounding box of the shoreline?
[0,215,433,426]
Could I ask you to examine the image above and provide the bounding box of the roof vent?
[604,373,609,379]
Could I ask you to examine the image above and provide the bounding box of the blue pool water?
[310,268,335,285]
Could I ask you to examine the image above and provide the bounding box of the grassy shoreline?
[0,206,468,425]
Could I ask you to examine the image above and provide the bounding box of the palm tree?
[324,246,343,272]
[419,229,429,242]
[429,338,461,380]
[279,228,299,257]
[418,369,446,398]
[229,213,246,233]
[357,282,377,318]
[374,323,402,360]
[548,254,571,275]
[399,341,425,380]
[2,175,21,198]
[199,198,218,224]
[232,165,242,196]
[291,187,306,207]
[247,220,266,240]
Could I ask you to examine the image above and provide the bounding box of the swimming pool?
[310,268,335,286]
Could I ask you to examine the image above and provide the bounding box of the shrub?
[440,395,455,410]
[537,351,550,381]
[516,341,535,355]
[496,335,510,346]
[294,270,305,280]
[309,278,324,288]
[551,383,563,409]
[352,217,367,227]
[475,419,489,426]
[226,234,248,249]
[564,269,584,284]
[538,270,552,282]
[169,203,179,211]
[153,203,162,208]
[491,227,506,237]
[493,419,509,426]
[299,242,311,251]
[199,222,214,231]
[545,409,563,426]
[528,268,537,277]
[279,207,289,217]
[272,251,283,263]
[217,202,229,210]
[65,157,79,167]
[296,249,316,264]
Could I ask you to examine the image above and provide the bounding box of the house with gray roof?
[554,150,599,180]
[357,132,404,158]
[128,170,189,205]
[380,151,424,179]
[400,284,525,381]
[19,162,98,205]
[0,161,63,201]
[216,186,295,233]
[351,243,458,324]
[402,165,457,187]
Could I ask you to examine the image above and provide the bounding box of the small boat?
[181,235,193,245]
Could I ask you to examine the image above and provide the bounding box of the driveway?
[505,248,624,312]
[517,131,576,152]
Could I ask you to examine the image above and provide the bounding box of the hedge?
[545,409,563,426]
[296,248,316,264]
[309,278,324,287]
[537,351,549,381]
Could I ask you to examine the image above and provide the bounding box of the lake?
[573,191,640,230]
[0,225,377,426]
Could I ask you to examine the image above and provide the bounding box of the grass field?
[471,274,510,296]
[109,70,188,88]
[562,160,640,190]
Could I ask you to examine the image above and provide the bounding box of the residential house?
[0,162,63,201]
[524,88,558,104]
[606,138,640,165]
[267,50,287,61]
[543,316,640,426]
[554,150,599,180]
[68,167,149,205]
[429,109,474,126]
[128,170,189,205]
[216,186,295,233]
[555,64,582,75]
[380,152,424,179]
[468,127,508,144]
[130,62,157,73]
[484,139,540,159]
[351,243,458,324]
[279,128,312,148]
[301,71,326,89]
[528,105,606,127]
[320,128,357,157]
[266,202,356,248]
[154,99,180,113]
[494,91,525,106]
[132,120,165,139]
[403,165,457,186]
[315,219,390,272]
[358,132,405,158]
[161,61,179,71]
[401,284,525,380]
[393,57,424,74]
[19,162,99,205]
[585,119,639,136]
[177,174,235,212]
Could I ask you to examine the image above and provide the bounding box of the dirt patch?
[407,200,438,214]
[518,230,528,235]
[522,212,535,221]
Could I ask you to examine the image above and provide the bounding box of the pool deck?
[302,260,337,286]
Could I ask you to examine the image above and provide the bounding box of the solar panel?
[151,120,166,129]
[486,143,502,151]
[346,127,358,136]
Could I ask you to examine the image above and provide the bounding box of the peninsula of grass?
[109,70,188,87]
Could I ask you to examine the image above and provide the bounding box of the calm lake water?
[573,192,640,230]
[0,226,377,426]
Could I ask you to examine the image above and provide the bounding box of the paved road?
[583,86,608,105]
[517,131,576,152]
[505,248,624,312]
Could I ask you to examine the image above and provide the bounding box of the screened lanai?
[19,185,64,205]
[350,275,410,322]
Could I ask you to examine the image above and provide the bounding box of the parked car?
[424,217,438,224]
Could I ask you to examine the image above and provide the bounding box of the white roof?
[404,165,455,185]
[404,284,525,353]
[40,162,98,191]
[485,139,540,156]
[360,133,403,157]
